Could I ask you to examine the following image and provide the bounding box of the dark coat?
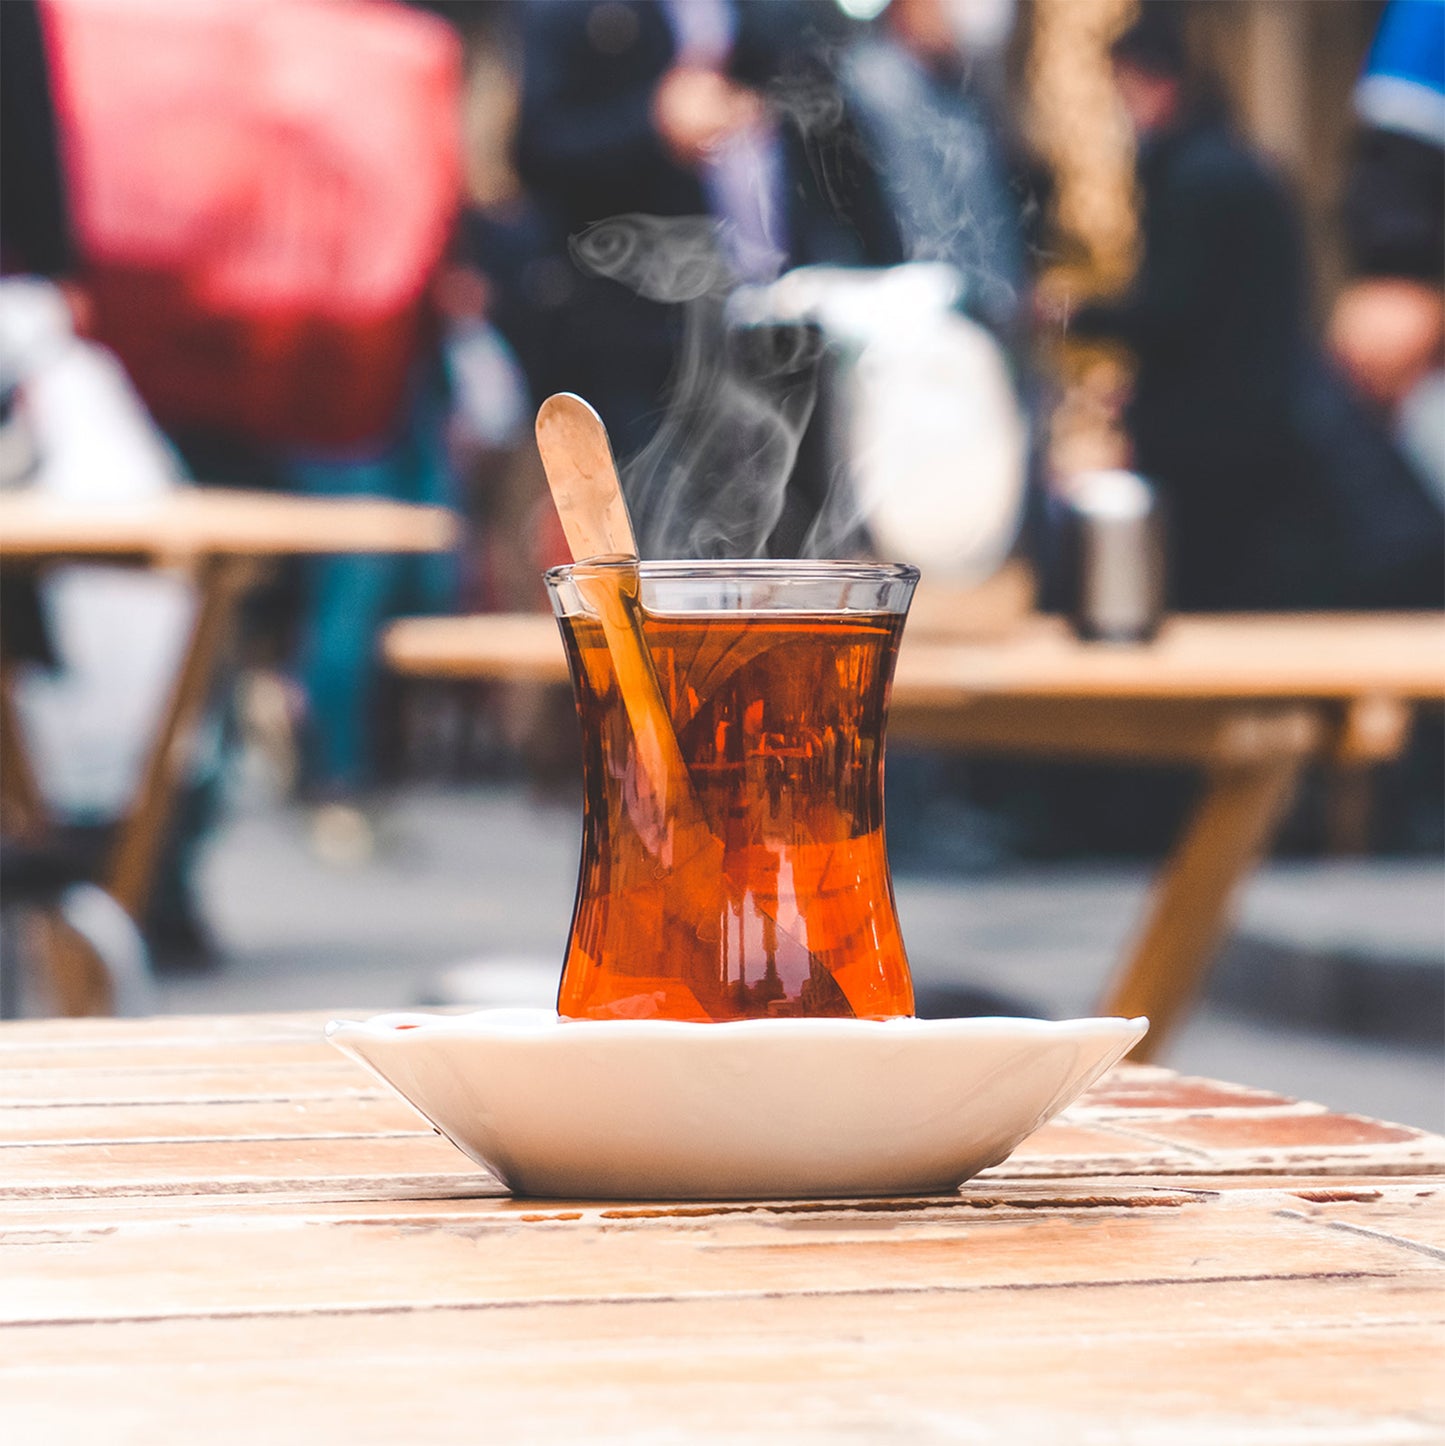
[516,0,898,255]
[512,0,900,458]
[517,0,705,234]
[1074,115,1441,610]
[0,0,74,278]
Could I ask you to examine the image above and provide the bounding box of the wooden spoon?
[535,393,707,852]
[535,392,639,563]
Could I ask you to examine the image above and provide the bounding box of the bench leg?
[1098,754,1305,1060]
[0,665,47,841]
[24,910,112,1016]
[106,556,252,920]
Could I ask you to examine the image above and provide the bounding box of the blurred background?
[1,0,1441,1125]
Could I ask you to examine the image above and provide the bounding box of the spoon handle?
[535,393,637,562]
[535,393,700,845]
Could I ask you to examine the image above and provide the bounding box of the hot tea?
[549,560,917,1022]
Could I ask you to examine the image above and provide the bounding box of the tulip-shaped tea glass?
[545,559,919,1021]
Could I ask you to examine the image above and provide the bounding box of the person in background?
[1330,0,1445,852]
[1330,0,1444,505]
[1067,4,1441,613]
[0,0,72,671]
[0,0,75,282]
[4,0,466,949]
[514,0,900,462]
[0,5,219,971]
[842,0,1034,347]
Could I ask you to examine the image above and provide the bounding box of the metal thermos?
[1064,469,1166,643]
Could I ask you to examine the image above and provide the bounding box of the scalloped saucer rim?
[325,1009,1148,1202]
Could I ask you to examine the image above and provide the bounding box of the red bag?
[42,0,462,448]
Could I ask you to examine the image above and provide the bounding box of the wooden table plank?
[899,612,1445,701]
[0,1008,360,1048]
[0,1061,372,1106]
[0,1094,425,1143]
[0,1040,345,1072]
[4,1278,1441,1445]
[5,1184,1440,1326]
[383,610,1445,700]
[0,1132,484,1198]
[0,1012,384,1102]
[2,1011,1441,1445]
[0,489,458,560]
[1279,1194,1445,1256]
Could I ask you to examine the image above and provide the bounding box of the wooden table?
[383,610,1445,1058]
[3,1010,1442,1443]
[0,489,458,1011]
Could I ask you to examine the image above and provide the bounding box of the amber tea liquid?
[555,597,914,1022]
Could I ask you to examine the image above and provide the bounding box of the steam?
[564,41,1033,565]
[572,215,821,560]
[838,42,1028,335]
[570,214,731,306]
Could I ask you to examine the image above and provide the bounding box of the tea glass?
[545,559,919,1022]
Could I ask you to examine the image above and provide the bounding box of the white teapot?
[731,262,1028,584]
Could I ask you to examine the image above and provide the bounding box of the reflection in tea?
[557,605,913,1022]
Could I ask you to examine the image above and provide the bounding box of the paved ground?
[148,782,1445,1133]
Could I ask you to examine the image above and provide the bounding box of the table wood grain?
[2,1011,1441,1443]
[383,610,1445,700]
[0,487,458,560]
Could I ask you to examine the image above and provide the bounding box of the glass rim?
[544,557,920,585]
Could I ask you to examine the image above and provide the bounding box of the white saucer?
[326,1009,1148,1201]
